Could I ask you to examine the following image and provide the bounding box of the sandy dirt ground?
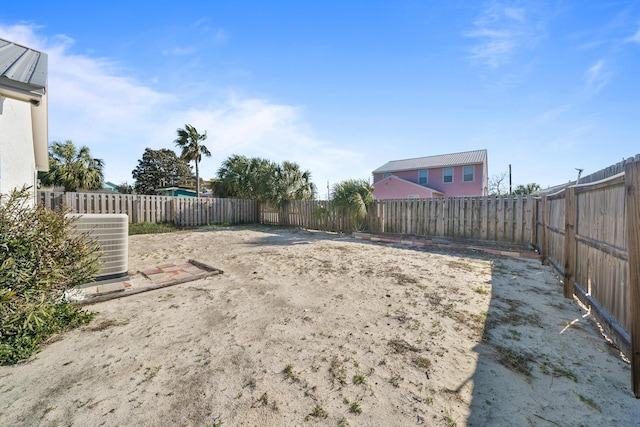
[1,226,639,426]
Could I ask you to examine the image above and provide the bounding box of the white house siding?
[0,96,37,205]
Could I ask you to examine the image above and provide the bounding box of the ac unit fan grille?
[66,214,129,281]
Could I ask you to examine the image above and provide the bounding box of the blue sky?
[2,1,639,195]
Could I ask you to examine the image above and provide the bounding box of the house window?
[443,168,453,183]
[418,170,428,185]
[463,166,474,182]
[383,173,391,178]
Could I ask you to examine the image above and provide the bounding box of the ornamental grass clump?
[0,187,99,364]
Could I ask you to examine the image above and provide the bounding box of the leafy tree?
[39,140,104,192]
[131,148,194,195]
[330,179,374,231]
[115,181,134,194]
[513,183,541,195]
[213,155,316,205]
[174,124,211,196]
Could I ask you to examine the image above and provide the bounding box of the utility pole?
[509,164,512,195]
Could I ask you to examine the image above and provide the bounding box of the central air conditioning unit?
[66,213,129,282]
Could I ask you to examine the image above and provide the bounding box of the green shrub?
[0,187,98,364]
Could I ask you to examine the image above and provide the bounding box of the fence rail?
[535,160,640,396]
[38,191,258,226]
[366,196,534,244]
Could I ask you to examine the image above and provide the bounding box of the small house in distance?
[156,187,197,197]
[372,149,488,199]
[0,38,48,205]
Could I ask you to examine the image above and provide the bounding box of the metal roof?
[372,149,487,174]
[0,38,48,98]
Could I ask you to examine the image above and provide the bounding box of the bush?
[0,187,99,364]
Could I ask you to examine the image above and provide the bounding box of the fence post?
[540,196,549,266]
[525,195,538,246]
[625,160,640,397]
[563,187,576,299]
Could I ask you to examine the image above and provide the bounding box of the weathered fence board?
[534,167,635,367]
[38,192,257,226]
[362,195,534,244]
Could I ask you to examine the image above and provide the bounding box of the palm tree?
[273,161,316,206]
[331,179,374,231]
[174,124,211,196]
[40,140,104,192]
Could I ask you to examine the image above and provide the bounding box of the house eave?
[0,79,45,104]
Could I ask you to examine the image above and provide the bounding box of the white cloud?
[585,60,609,93]
[0,24,364,192]
[465,1,544,69]
[628,27,640,43]
[169,95,361,186]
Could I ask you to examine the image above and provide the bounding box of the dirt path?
[1,227,638,426]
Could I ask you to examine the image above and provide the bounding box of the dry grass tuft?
[388,338,420,354]
[495,345,533,377]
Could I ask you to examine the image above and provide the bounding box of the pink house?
[372,149,488,199]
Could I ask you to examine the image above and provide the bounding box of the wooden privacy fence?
[264,196,535,245]
[261,200,357,233]
[535,159,640,397]
[38,191,258,226]
[367,196,534,244]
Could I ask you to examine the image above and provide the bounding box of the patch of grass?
[139,366,161,384]
[128,222,182,235]
[388,338,420,354]
[495,345,532,377]
[352,373,366,385]
[474,286,489,295]
[349,402,362,415]
[555,366,578,382]
[503,328,521,341]
[413,357,432,370]
[257,392,269,406]
[283,364,296,381]
[446,260,474,272]
[424,391,434,405]
[443,407,458,426]
[390,374,404,388]
[575,392,601,412]
[540,363,578,382]
[306,404,328,420]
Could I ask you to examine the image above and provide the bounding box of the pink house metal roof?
[372,149,487,174]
